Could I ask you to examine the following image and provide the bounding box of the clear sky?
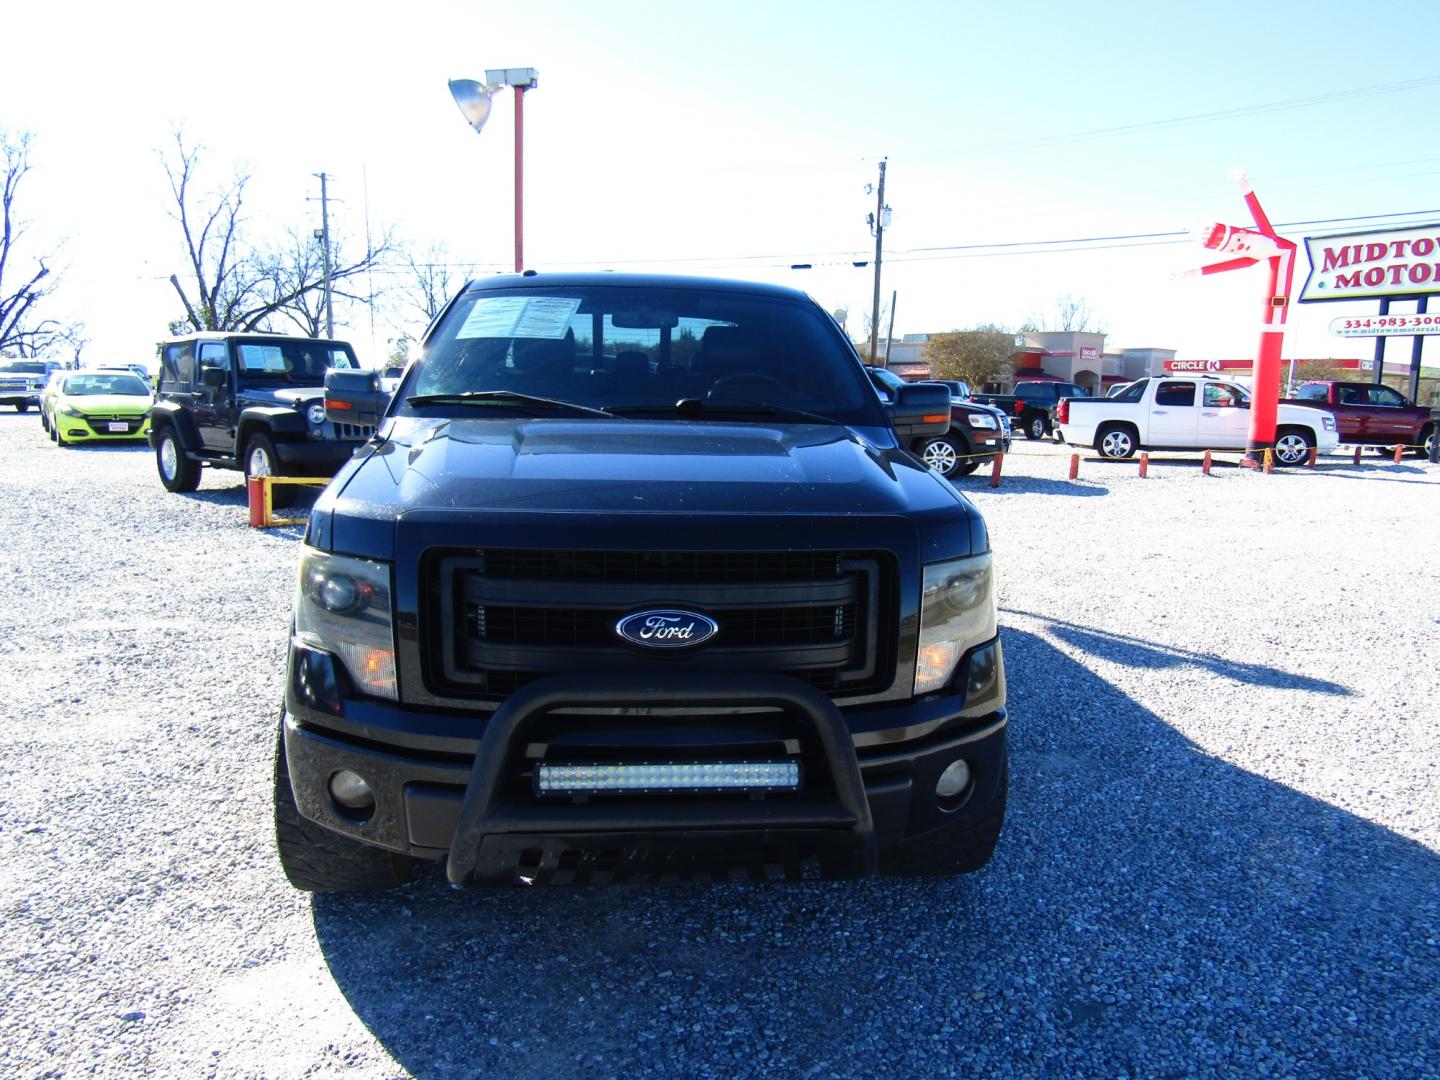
[4,0,1439,370]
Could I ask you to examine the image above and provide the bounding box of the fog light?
[329,770,374,811]
[936,759,971,799]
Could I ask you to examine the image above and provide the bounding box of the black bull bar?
[445,673,879,886]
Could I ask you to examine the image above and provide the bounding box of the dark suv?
[276,273,1009,891]
[148,332,374,494]
[866,366,1011,477]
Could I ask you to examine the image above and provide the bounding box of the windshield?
[2,361,49,374]
[404,285,882,425]
[234,341,357,386]
[63,374,151,396]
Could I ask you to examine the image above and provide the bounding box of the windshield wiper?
[405,391,614,417]
[607,398,835,425]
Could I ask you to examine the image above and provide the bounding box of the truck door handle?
[1201,411,1219,417]
[1152,410,1167,415]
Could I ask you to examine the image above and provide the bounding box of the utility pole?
[884,289,897,367]
[314,172,335,339]
[868,158,888,365]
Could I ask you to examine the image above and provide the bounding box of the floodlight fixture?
[448,67,539,273]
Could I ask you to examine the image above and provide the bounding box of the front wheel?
[156,428,201,492]
[1273,427,1314,467]
[1024,414,1047,440]
[916,432,979,478]
[244,433,296,507]
[1416,425,1435,460]
[274,719,417,892]
[1096,425,1136,460]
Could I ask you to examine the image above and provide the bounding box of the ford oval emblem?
[616,609,719,649]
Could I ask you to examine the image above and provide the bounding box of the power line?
[910,75,1440,160]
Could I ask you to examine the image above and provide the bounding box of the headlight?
[59,404,83,416]
[915,554,997,696]
[966,413,999,430]
[294,547,397,699]
[306,403,327,425]
[1321,416,1336,432]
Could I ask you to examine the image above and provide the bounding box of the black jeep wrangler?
[148,332,374,494]
[277,274,1008,890]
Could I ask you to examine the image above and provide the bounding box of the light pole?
[449,68,539,274]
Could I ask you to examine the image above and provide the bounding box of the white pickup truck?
[1054,376,1339,465]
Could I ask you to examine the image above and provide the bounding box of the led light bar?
[536,761,801,796]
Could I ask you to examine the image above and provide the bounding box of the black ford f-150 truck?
[277,273,1008,890]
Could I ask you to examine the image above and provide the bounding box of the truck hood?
[236,386,321,409]
[332,417,965,518]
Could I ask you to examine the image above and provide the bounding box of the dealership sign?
[1299,223,1440,302]
[1329,313,1440,338]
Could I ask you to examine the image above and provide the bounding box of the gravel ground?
[1,412,1437,1079]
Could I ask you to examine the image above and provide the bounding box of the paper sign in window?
[456,296,581,340]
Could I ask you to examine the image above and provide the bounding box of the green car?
[48,371,154,446]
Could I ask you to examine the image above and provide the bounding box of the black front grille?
[333,421,375,441]
[478,549,849,583]
[428,548,890,700]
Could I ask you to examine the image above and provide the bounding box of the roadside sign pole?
[1372,298,1390,384]
[1407,297,1428,404]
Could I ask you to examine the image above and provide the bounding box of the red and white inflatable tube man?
[1182,171,1296,467]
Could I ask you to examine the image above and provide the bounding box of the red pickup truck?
[1284,381,1435,458]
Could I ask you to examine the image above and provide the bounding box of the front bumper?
[0,393,40,407]
[283,648,1007,885]
[275,439,365,473]
[56,415,151,441]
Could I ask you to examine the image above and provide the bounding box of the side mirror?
[199,364,228,387]
[325,368,387,426]
[889,382,951,438]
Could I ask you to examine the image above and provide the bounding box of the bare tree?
[0,129,81,357]
[265,226,393,338]
[1027,293,1106,334]
[162,132,391,336]
[396,242,474,327]
[923,325,1016,387]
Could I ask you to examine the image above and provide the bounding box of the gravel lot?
[1,412,1437,1079]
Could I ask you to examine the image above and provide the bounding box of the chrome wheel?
[248,445,274,477]
[920,437,959,476]
[160,436,179,480]
[1099,429,1134,459]
[1274,432,1309,466]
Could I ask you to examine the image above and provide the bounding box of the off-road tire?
[273,721,417,893]
[883,759,1008,876]
[155,428,201,492]
[244,433,297,508]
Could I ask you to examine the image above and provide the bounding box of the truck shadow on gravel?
[1004,610,1352,697]
[310,628,1437,1079]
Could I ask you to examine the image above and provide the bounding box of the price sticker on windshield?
[456,296,581,340]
